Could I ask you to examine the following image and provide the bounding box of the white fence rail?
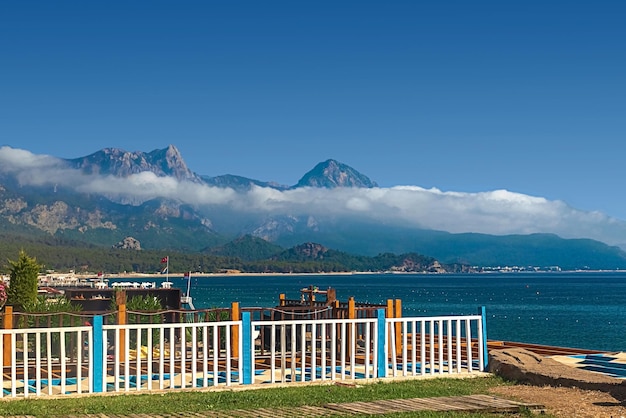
[102,321,242,392]
[0,325,92,397]
[387,315,484,378]
[0,309,487,398]
[251,317,380,383]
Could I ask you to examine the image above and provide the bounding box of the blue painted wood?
[242,312,252,384]
[480,306,488,370]
[377,309,386,378]
[92,316,104,392]
[571,354,626,378]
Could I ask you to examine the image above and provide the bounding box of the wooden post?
[394,299,402,357]
[3,306,13,367]
[117,291,127,363]
[231,302,240,357]
[348,297,356,320]
[394,299,402,318]
[279,293,286,306]
[326,288,336,305]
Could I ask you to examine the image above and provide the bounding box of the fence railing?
[101,320,242,392]
[0,325,92,397]
[251,317,380,383]
[387,313,485,378]
[0,308,487,398]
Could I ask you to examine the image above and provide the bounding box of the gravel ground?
[489,385,626,418]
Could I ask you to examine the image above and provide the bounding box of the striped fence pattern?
[1,308,487,398]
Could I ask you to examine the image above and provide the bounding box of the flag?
[160,256,168,264]
[184,272,190,279]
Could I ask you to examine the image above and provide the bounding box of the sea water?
[110,272,626,352]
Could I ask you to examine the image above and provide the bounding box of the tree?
[6,249,40,311]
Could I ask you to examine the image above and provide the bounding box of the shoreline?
[76,271,371,279]
[50,269,626,281]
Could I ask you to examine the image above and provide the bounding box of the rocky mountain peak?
[294,159,378,188]
[147,145,198,181]
[67,145,201,182]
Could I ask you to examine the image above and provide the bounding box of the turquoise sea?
[110,272,626,352]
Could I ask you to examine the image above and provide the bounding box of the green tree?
[6,249,41,311]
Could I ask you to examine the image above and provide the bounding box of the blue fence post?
[479,306,488,370]
[376,308,387,378]
[242,312,252,384]
[92,315,104,392]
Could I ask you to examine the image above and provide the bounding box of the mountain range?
[1,144,626,271]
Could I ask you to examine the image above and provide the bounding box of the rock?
[488,348,626,402]
[113,236,141,250]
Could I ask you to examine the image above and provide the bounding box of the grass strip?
[0,376,532,417]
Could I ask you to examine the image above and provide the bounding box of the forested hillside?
[0,234,466,274]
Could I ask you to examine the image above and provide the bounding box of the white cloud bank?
[1,146,624,246]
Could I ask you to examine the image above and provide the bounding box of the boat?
[180,271,195,310]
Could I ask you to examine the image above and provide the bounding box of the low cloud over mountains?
[1,145,624,249]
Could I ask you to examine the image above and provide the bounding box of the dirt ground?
[489,384,626,417]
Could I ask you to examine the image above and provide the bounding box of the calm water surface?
[110,272,626,352]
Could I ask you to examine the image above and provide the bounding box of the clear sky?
[1,1,625,221]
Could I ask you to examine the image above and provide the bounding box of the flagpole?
[166,256,169,283]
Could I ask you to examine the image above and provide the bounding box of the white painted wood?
[0,313,484,398]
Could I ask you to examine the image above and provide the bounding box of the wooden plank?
[251,408,284,418]
[325,402,371,414]
[380,398,433,412]
[295,406,339,417]
[323,402,363,414]
[465,394,545,411]
[407,397,461,411]
[375,398,435,411]
[355,401,396,413]
[324,395,543,415]
[440,395,495,411]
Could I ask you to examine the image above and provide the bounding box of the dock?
[488,339,607,356]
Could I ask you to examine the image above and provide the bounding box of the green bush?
[21,295,84,358]
[6,249,40,311]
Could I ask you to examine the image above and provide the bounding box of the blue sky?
[1,1,625,221]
